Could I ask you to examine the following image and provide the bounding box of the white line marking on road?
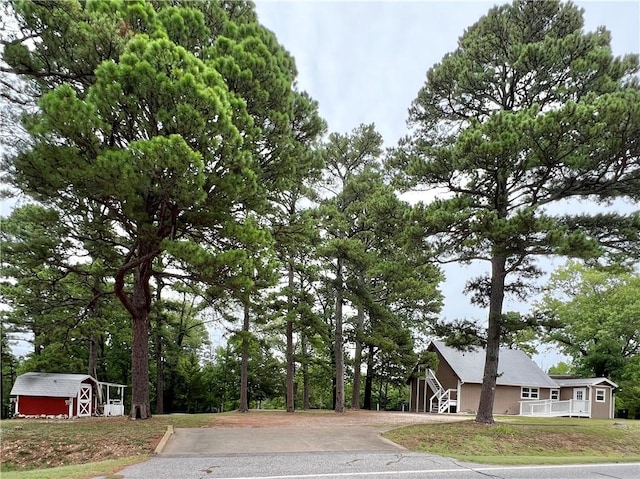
[220,462,640,479]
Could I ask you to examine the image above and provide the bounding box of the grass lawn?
[2,413,639,479]
[0,413,215,479]
[383,416,640,465]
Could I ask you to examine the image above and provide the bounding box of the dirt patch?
[209,409,468,430]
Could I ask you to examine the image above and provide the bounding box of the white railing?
[103,402,125,416]
[429,388,458,414]
[425,369,444,397]
[519,399,590,417]
[424,368,458,413]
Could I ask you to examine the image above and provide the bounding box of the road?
[114,452,640,479]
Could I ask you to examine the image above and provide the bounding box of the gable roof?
[430,341,559,388]
[10,372,97,398]
[555,377,618,388]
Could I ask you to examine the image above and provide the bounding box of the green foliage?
[388,0,640,423]
[316,124,443,410]
[1,328,19,418]
[206,335,286,412]
[2,0,321,414]
[548,361,574,376]
[414,351,439,372]
[536,261,640,417]
[0,204,132,387]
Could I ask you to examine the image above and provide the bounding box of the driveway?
[161,426,403,454]
[159,410,465,455]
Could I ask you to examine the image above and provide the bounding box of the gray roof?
[555,377,618,388]
[431,341,559,388]
[10,372,97,398]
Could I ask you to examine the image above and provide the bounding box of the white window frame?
[521,387,540,399]
[595,388,606,403]
[550,389,560,401]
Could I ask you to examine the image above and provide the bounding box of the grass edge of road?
[383,416,640,465]
[446,455,640,466]
[0,456,149,479]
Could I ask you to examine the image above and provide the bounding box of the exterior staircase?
[425,368,457,414]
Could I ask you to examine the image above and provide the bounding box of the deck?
[519,399,590,418]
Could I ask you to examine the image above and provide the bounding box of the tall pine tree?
[390,0,640,423]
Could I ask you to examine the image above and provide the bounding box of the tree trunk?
[239,301,250,413]
[334,257,345,413]
[302,334,310,410]
[351,304,364,409]
[87,287,100,379]
[363,343,375,410]
[115,252,155,420]
[130,314,151,419]
[98,335,107,380]
[475,254,507,424]
[155,332,164,414]
[286,261,295,412]
[88,335,98,379]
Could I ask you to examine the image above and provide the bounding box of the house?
[408,341,617,419]
[522,377,618,419]
[10,372,127,418]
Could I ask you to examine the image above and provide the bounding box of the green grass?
[383,416,640,465]
[0,457,145,479]
[1,413,216,478]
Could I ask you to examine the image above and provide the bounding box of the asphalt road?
[113,453,640,479]
[107,425,640,479]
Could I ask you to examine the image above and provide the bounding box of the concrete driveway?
[160,426,405,455]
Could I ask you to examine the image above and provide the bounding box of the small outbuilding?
[10,372,126,418]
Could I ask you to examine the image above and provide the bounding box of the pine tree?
[391,0,640,423]
[2,0,321,418]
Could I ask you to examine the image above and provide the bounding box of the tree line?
[1,0,639,423]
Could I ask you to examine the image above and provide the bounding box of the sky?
[253,0,640,368]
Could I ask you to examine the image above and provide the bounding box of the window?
[521,387,540,399]
[550,389,560,401]
[595,388,606,403]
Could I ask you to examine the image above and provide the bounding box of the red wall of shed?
[18,396,69,416]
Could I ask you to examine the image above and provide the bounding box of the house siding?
[559,388,574,401]
[459,384,553,415]
[18,396,69,416]
[459,383,481,413]
[494,386,521,414]
[434,354,458,391]
[591,386,613,419]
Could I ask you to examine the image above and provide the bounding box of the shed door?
[78,384,92,417]
[573,388,586,401]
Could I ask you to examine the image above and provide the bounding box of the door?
[573,387,588,414]
[78,384,92,417]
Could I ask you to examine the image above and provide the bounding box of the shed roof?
[430,341,559,388]
[10,372,98,398]
[555,377,618,388]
